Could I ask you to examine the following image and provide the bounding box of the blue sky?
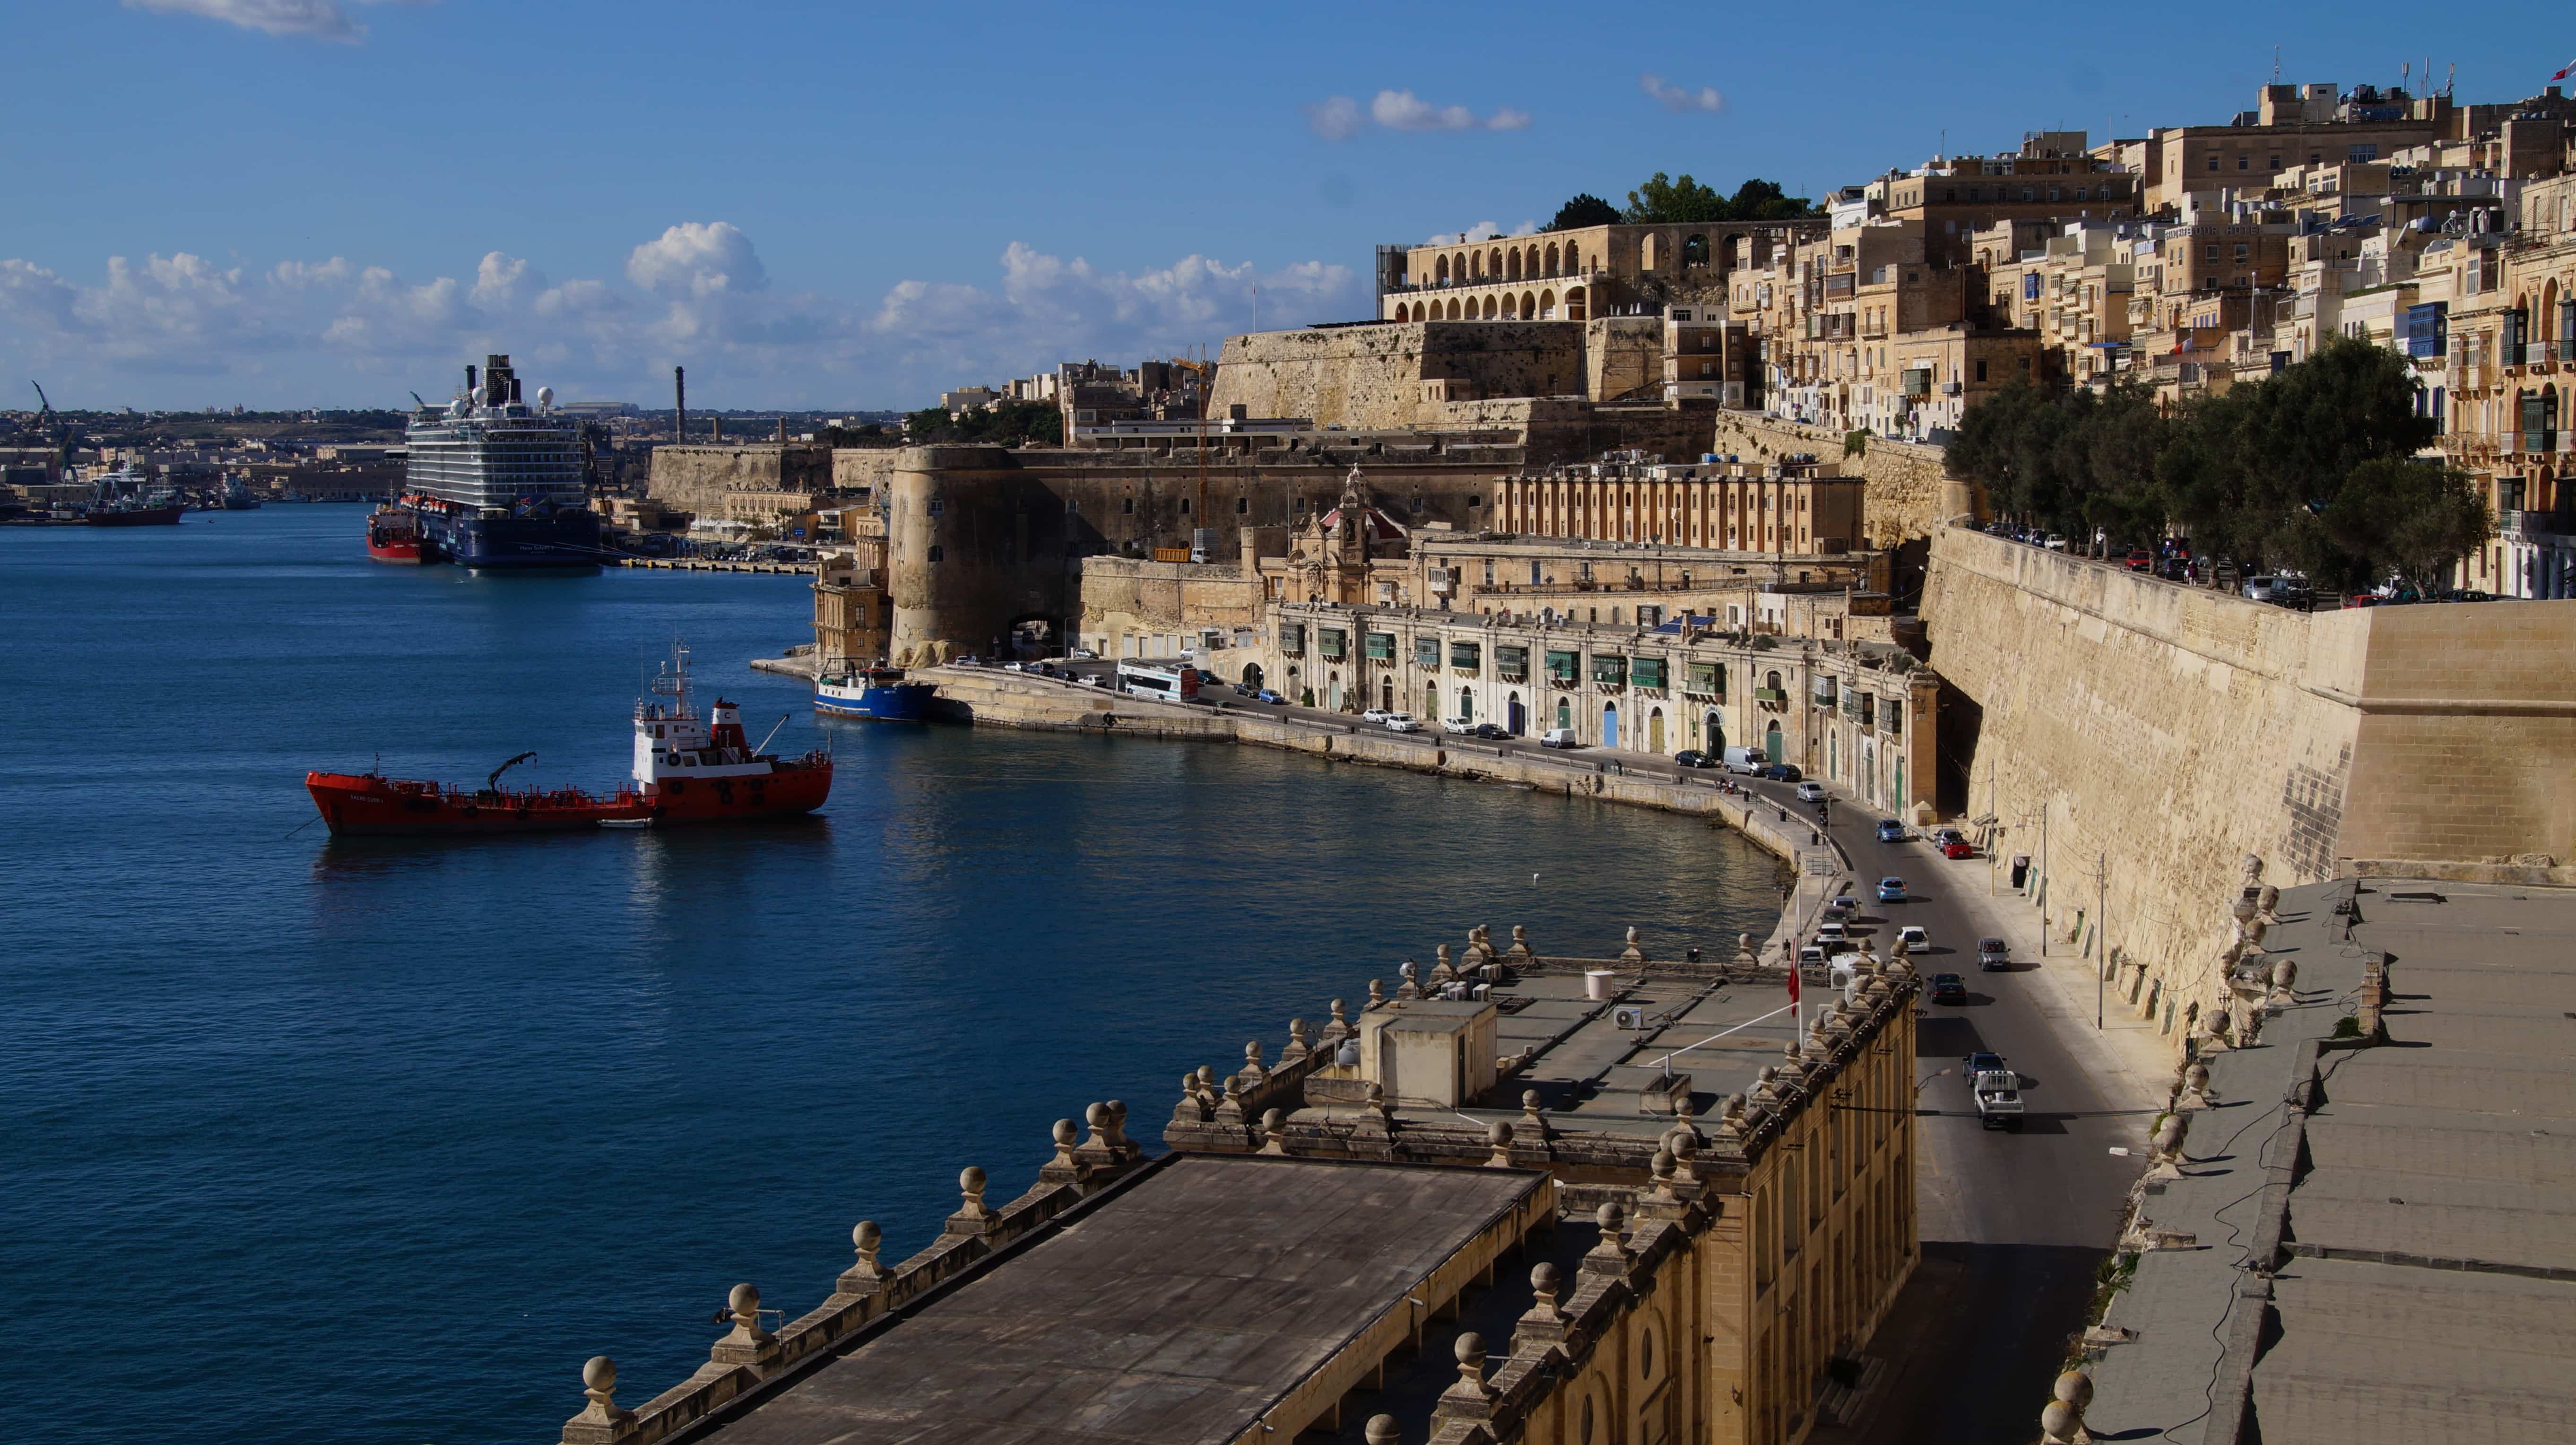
[3,1,2566,409]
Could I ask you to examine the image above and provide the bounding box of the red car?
[2124,548,2153,571]
[1941,839,1976,859]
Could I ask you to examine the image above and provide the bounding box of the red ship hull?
[305,771,651,836]
[642,760,834,822]
[367,535,425,563]
[367,507,428,563]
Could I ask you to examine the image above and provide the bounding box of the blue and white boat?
[814,666,934,722]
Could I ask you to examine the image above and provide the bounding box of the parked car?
[1674,750,1718,769]
[1721,746,1767,774]
[1761,762,1804,782]
[1233,684,1254,697]
[1471,723,1508,739]
[1875,877,1908,903]
[1941,838,1977,860]
[1821,895,1855,921]
[1067,648,1099,660]
[2241,575,2290,603]
[2124,548,2153,571]
[2045,534,2069,551]
[1799,944,1829,969]
[1875,819,1907,843]
[1977,937,2010,971]
[1814,921,1848,945]
[1795,781,1827,803]
[1255,689,1284,704]
[1897,924,1931,952]
[1362,708,1393,723]
[1539,727,1579,749]
[1930,973,1968,1004]
[1384,713,1422,733]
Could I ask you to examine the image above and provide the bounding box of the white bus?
[1116,660,1202,702]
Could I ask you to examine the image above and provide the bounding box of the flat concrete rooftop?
[695,1155,1543,1445]
[1405,969,1804,1138]
[2084,877,2576,1445]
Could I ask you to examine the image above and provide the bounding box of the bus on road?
[1116,660,1201,702]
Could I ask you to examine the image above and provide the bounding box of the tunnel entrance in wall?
[1006,614,1057,660]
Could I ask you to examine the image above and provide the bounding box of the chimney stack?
[674,366,686,442]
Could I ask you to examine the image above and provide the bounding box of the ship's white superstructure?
[404,354,583,511]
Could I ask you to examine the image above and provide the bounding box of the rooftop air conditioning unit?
[1613,1005,1649,1030]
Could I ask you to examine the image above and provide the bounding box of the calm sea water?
[0,506,1779,1444]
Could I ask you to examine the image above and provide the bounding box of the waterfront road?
[1724,774,2154,1445]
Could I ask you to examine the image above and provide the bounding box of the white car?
[1362,708,1393,723]
[1814,921,1848,944]
[2045,534,2069,551]
[1898,925,1931,952]
[1441,718,1475,735]
[1067,648,1099,660]
[1384,713,1423,733]
[1795,781,1827,803]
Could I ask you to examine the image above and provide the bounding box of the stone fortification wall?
[1074,557,1262,650]
[1709,415,1964,545]
[645,443,831,514]
[1584,317,1666,402]
[1922,524,2576,1051]
[883,446,1522,661]
[831,448,897,495]
[1211,322,1589,430]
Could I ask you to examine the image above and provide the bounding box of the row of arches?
[1392,287,1585,323]
[1430,240,1584,286]
[1496,476,1815,548]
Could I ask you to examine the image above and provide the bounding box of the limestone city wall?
[1211,322,1591,431]
[1920,523,2576,1051]
[645,443,832,515]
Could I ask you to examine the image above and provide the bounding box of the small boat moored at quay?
[813,665,934,722]
[365,505,426,563]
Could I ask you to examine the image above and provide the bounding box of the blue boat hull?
[815,682,934,721]
[416,507,601,571]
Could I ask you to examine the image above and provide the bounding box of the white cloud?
[1308,90,1531,139]
[123,0,428,44]
[1424,221,1541,244]
[625,222,767,297]
[0,225,1368,408]
[1303,95,1364,142]
[1640,73,1725,114]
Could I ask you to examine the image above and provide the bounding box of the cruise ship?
[394,354,600,571]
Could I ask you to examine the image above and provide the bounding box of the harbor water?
[0,507,1783,1443]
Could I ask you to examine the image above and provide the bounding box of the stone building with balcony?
[1256,601,1939,817]
[1879,131,2138,265]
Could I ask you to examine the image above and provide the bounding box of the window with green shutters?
[1686,662,1717,695]
[1365,632,1395,661]
[1417,638,1441,668]
[1320,628,1347,660]
[1631,657,1666,689]
[1592,654,1627,686]
[1450,642,1481,671]
[1882,701,1904,737]
[1497,645,1529,681]
[1546,650,1579,684]
[1283,624,1305,656]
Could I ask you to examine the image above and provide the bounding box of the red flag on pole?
[1787,962,1802,1007]
[2556,58,2576,81]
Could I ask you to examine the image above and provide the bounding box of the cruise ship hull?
[416,507,601,571]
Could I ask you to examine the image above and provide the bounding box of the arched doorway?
[1241,662,1264,689]
[1328,672,1344,711]
[1379,675,1394,712]
[1648,707,1665,753]
[1764,719,1783,762]
[1458,686,1475,724]
[1556,696,1573,733]
[1424,681,1438,718]
[1828,732,1838,778]
[1705,709,1725,756]
[1508,692,1526,735]
[1603,702,1621,748]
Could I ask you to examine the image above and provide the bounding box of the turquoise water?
[0,507,1779,1442]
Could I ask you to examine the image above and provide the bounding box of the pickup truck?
[1960,1053,2022,1129]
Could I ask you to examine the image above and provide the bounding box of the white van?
[1540,728,1579,749]
[1721,745,1765,774]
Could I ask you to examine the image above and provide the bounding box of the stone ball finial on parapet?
[1368,978,1387,1007]
[1736,931,1757,968]
[563,1355,637,1442]
[1621,926,1647,967]
[1325,998,1351,1040]
[1365,1415,1403,1445]
[1049,1117,1082,1173]
[1171,1074,1206,1129]
[707,1282,777,1367]
[1521,1089,1550,1140]
[1485,1119,1514,1168]
[1398,960,1422,999]
[2145,1112,2189,1181]
[1196,1064,1218,1098]
[1284,1018,1311,1061]
[1260,1108,1289,1156]
[1240,1039,1267,1086]
[2268,955,2298,1005]
[1431,943,1456,983]
[2042,1369,2094,1443]
[1439,1331,1497,1415]
[954,1167,991,1224]
[1507,924,1533,961]
[838,1220,884,1294]
[1583,1202,1632,1274]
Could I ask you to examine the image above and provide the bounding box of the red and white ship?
[627,642,834,823]
[305,643,832,836]
[365,505,426,563]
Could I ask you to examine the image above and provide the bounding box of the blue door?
[1603,703,1620,748]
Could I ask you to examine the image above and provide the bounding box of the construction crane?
[30,381,72,476]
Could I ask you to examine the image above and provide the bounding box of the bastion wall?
[1921,523,2576,1052]
[644,443,833,515]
